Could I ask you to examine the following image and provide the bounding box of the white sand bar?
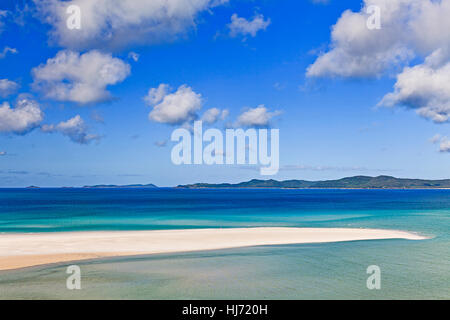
[0,227,426,271]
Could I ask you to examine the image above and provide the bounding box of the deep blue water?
[0,188,449,234]
[0,188,449,299]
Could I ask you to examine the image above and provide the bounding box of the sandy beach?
[0,227,426,271]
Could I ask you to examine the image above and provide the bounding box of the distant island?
[17,176,450,189]
[83,184,158,189]
[177,176,450,189]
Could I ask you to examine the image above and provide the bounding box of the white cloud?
[0,151,6,156]
[0,79,20,97]
[0,10,7,33]
[307,0,450,124]
[34,0,229,50]
[430,134,450,153]
[308,46,413,78]
[430,134,442,144]
[237,105,280,127]
[307,0,418,78]
[440,137,450,153]
[379,58,450,123]
[128,52,139,62]
[307,0,450,78]
[201,107,229,124]
[146,84,202,125]
[32,50,130,104]
[0,47,18,59]
[0,98,43,134]
[228,13,271,38]
[144,84,170,105]
[41,115,100,144]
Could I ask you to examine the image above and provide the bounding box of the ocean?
[0,188,449,299]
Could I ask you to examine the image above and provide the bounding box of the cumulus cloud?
[201,108,229,124]
[0,151,6,156]
[307,0,450,124]
[0,47,18,59]
[32,50,130,104]
[440,137,450,153]
[34,0,229,50]
[0,79,20,97]
[145,84,202,125]
[430,134,450,153]
[237,105,280,127]
[41,115,100,144]
[379,51,450,123]
[306,0,421,78]
[307,0,450,78]
[0,98,43,134]
[228,13,271,38]
[144,84,170,105]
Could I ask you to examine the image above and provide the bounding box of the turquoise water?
[0,188,449,299]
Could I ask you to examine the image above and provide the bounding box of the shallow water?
[0,188,449,299]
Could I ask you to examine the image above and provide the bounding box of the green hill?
[178,176,450,189]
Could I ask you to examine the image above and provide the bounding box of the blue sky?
[0,0,449,187]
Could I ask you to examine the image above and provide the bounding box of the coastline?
[175,187,450,190]
[0,227,427,271]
